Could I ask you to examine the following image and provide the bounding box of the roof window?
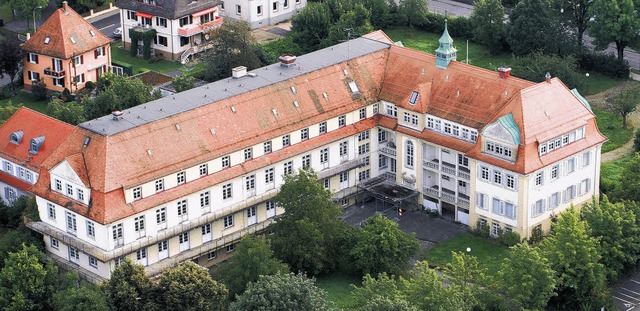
[9,131,23,145]
[348,81,360,94]
[89,30,96,37]
[29,136,45,154]
[409,91,419,105]
[70,37,76,44]
[44,37,50,44]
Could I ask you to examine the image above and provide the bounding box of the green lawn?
[581,72,626,96]
[110,43,184,74]
[316,272,361,310]
[0,4,14,24]
[601,154,635,182]
[423,233,510,277]
[0,91,48,113]
[593,107,633,153]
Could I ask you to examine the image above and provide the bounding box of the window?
[384,103,397,117]
[480,166,489,180]
[444,123,452,134]
[362,155,370,166]
[378,130,387,143]
[74,74,85,84]
[566,158,575,174]
[177,200,188,216]
[485,141,513,160]
[199,164,208,176]
[302,155,311,168]
[471,131,478,142]
[358,170,370,181]
[257,5,263,15]
[73,55,83,65]
[582,151,590,167]
[284,161,293,175]
[86,221,95,238]
[127,10,137,20]
[338,115,346,127]
[200,191,210,208]
[458,154,468,167]
[244,148,253,160]
[491,223,501,236]
[358,130,370,142]
[493,171,502,185]
[301,128,309,140]
[339,141,348,157]
[535,172,543,186]
[133,187,142,199]
[69,247,80,261]
[549,192,560,209]
[564,185,576,202]
[208,251,217,260]
[177,171,186,184]
[134,216,145,234]
[141,16,151,26]
[155,179,164,192]
[406,141,414,167]
[223,183,232,199]
[179,15,192,27]
[282,135,290,147]
[581,178,591,194]
[434,119,442,131]
[533,199,545,217]
[358,143,370,155]
[75,188,84,201]
[28,71,40,82]
[272,1,278,11]
[475,193,487,210]
[320,148,329,164]
[136,248,147,261]
[223,214,234,228]
[89,256,98,268]
[283,0,289,8]
[66,212,77,234]
[265,168,274,183]
[492,198,502,215]
[226,243,236,252]
[179,232,189,244]
[266,201,276,216]
[47,203,56,219]
[236,4,241,14]
[156,17,167,27]
[319,122,327,134]
[66,184,73,196]
[452,125,460,136]
[339,171,348,183]
[551,165,559,180]
[95,47,104,58]
[180,36,189,47]
[158,240,168,253]
[263,141,272,153]
[156,207,166,226]
[50,237,59,249]
[323,178,330,189]
[156,35,168,47]
[403,113,419,127]
[222,155,230,168]
[506,174,515,189]
[55,179,62,191]
[359,108,366,119]
[379,154,388,169]
[28,53,38,64]
[202,223,211,237]
[373,103,379,114]
[245,175,256,190]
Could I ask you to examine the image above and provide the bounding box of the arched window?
[406,141,414,168]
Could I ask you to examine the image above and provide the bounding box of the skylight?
[44,37,50,44]
[89,30,96,37]
[70,37,76,44]
[409,91,419,105]
[348,81,359,94]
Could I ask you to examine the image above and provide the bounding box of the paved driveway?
[612,274,640,310]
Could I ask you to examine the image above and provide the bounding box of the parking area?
[612,274,640,310]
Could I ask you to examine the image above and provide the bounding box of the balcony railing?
[178,16,224,37]
[423,158,439,170]
[422,186,469,207]
[441,161,456,175]
[379,146,396,157]
[43,67,65,78]
[317,156,366,180]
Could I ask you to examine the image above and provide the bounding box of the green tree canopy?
[349,214,420,276]
[499,243,556,309]
[321,3,374,48]
[588,0,640,62]
[470,0,506,54]
[0,37,22,92]
[52,273,109,311]
[612,154,640,202]
[352,273,417,311]
[397,0,429,28]
[102,259,155,311]
[171,75,196,93]
[202,20,264,82]
[5,0,48,22]
[84,73,160,120]
[604,82,640,128]
[158,261,228,311]
[540,208,607,309]
[443,252,491,310]
[290,3,332,53]
[269,169,347,275]
[401,261,457,311]
[556,0,594,47]
[507,0,573,56]
[47,98,85,125]
[510,52,585,90]
[215,234,288,299]
[230,272,332,311]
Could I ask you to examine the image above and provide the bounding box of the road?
[88,11,120,40]
[612,274,640,311]
[427,0,640,70]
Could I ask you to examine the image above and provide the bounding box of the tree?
[172,75,195,93]
[230,272,332,311]
[613,154,640,202]
[540,208,607,309]
[556,0,593,47]
[499,243,556,309]
[261,37,303,64]
[507,0,573,56]
[158,261,228,311]
[0,244,59,311]
[52,273,109,311]
[0,103,21,126]
[510,52,585,90]
[84,73,160,120]
[605,82,640,128]
[582,196,640,281]
[352,273,417,311]
[290,3,332,53]
[102,259,155,311]
[470,0,506,54]
[397,0,429,28]
[5,0,48,27]
[321,3,374,48]
[202,20,263,82]
[443,252,490,310]
[0,37,22,93]
[401,261,457,311]
[215,235,288,299]
[269,169,347,275]
[588,0,640,62]
[47,98,85,125]
[361,0,392,29]
[350,214,420,276]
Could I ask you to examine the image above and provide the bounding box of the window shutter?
[80,55,83,64]
[51,58,55,69]
[81,74,85,82]
[34,54,38,64]
[27,71,32,81]
[94,50,98,59]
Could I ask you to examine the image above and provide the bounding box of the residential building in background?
[21,1,113,93]
[23,27,604,283]
[219,0,306,28]
[115,0,223,62]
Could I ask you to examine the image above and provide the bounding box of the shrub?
[498,230,521,246]
[577,52,630,79]
[49,91,61,100]
[528,225,544,245]
[84,81,95,90]
[634,129,640,152]
[32,81,48,100]
[61,88,72,102]
[0,85,14,100]
[472,220,490,238]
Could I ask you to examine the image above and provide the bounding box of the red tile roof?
[21,3,112,59]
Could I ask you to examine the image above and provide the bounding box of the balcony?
[317,156,366,180]
[458,167,470,180]
[422,185,469,207]
[178,16,223,37]
[423,158,439,170]
[441,161,456,175]
[43,67,65,78]
[379,142,396,157]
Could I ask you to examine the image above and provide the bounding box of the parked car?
[113,27,122,38]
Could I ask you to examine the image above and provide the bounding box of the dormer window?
[484,140,514,161]
[29,136,44,154]
[9,131,23,145]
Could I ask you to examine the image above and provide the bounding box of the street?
[612,274,640,311]
[90,12,119,40]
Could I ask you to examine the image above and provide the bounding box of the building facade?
[23,29,605,282]
[219,0,306,28]
[116,0,223,62]
[21,2,113,93]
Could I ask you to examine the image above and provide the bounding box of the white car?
[113,27,122,38]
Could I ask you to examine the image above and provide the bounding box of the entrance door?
[247,206,257,225]
[457,208,470,225]
[158,240,169,260]
[179,232,190,252]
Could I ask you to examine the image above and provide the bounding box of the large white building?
[21,29,605,282]
[219,0,306,28]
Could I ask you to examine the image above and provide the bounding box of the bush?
[32,81,48,100]
[634,129,640,152]
[511,52,585,90]
[0,85,14,100]
[498,230,521,247]
[528,225,544,245]
[84,81,95,90]
[577,52,630,79]
[49,91,61,100]
[472,220,490,238]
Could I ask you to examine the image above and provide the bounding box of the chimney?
[497,66,511,79]
[545,72,551,83]
[112,110,124,121]
[26,33,30,40]
[62,1,69,11]
[279,54,297,68]
[232,66,247,79]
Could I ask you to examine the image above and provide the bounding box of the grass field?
[111,43,184,74]
[316,272,361,310]
[582,72,626,96]
[601,154,635,182]
[593,107,633,153]
[0,4,13,24]
[423,233,510,277]
[0,91,48,113]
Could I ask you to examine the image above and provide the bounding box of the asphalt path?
[612,275,640,311]
[89,12,120,39]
